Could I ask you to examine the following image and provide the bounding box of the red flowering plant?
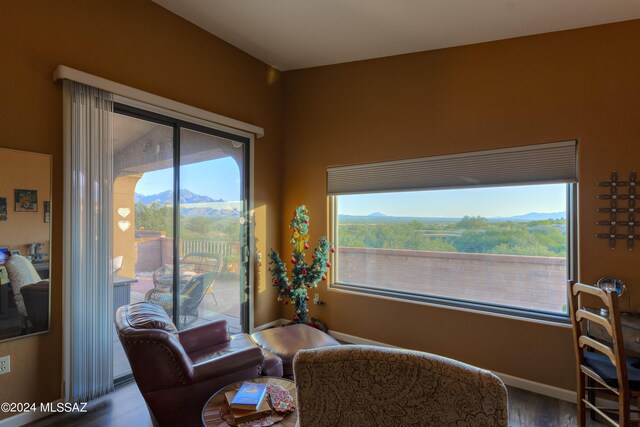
[268,205,333,323]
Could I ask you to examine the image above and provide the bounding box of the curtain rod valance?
[327,140,577,195]
[53,65,264,138]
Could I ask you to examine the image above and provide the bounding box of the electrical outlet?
[313,293,321,305]
[0,355,10,375]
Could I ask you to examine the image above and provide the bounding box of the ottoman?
[251,324,341,379]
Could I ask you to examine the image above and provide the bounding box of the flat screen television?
[0,247,11,264]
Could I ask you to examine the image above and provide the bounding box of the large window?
[328,141,577,322]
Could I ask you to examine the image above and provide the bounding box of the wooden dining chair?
[568,280,640,426]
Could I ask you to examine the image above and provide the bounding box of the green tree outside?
[338,216,566,258]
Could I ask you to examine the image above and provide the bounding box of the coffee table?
[202,377,298,426]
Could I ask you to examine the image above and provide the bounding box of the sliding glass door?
[178,128,246,331]
[112,112,175,381]
[112,104,250,381]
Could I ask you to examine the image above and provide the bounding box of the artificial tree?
[268,205,333,324]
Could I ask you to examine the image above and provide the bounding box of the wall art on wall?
[0,197,6,221]
[117,207,130,218]
[596,170,639,250]
[117,220,131,232]
[44,201,50,223]
[14,189,38,212]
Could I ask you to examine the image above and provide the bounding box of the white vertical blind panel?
[327,141,577,195]
[69,81,114,401]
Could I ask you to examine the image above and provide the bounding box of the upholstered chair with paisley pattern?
[293,345,508,426]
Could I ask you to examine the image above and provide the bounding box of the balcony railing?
[181,240,236,257]
[135,238,239,274]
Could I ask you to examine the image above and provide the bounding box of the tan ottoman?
[251,324,341,379]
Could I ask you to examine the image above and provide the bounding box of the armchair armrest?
[191,345,263,383]
[179,319,229,354]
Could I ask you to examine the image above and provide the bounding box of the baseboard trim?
[493,371,576,402]
[328,329,576,403]
[328,330,399,348]
[253,318,288,332]
[0,399,62,427]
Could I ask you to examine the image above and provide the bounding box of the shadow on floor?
[28,382,609,427]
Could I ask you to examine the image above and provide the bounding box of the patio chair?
[151,253,217,298]
[145,252,223,327]
[152,262,198,292]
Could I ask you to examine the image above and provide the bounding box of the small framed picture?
[15,189,38,212]
[10,250,21,256]
[44,201,50,223]
[0,197,6,221]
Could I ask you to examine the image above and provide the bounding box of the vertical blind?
[66,81,114,401]
[327,140,577,195]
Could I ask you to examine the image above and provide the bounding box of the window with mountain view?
[333,183,572,317]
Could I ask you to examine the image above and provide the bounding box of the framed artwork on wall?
[0,197,6,221]
[15,189,38,212]
[44,201,50,223]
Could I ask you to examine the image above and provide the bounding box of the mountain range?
[490,211,565,221]
[339,211,566,222]
[135,190,223,205]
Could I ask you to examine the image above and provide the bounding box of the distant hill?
[135,190,223,205]
[339,211,565,223]
[338,214,459,223]
[490,211,565,221]
[181,201,242,217]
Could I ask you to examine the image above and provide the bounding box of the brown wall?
[0,0,283,413]
[282,20,640,390]
[113,174,142,278]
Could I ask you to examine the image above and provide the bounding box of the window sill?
[329,282,571,327]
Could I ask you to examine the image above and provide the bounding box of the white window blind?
[327,140,577,195]
[65,81,115,401]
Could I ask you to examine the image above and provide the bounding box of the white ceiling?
[152,0,640,71]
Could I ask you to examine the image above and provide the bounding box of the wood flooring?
[27,382,606,427]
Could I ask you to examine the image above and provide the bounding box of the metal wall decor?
[596,170,639,250]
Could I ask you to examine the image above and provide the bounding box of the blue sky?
[137,161,566,218]
[338,184,567,218]
[136,157,241,201]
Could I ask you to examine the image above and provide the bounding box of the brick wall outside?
[337,247,567,313]
[135,237,174,274]
[135,239,161,274]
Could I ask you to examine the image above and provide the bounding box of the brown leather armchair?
[19,280,49,333]
[115,302,283,427]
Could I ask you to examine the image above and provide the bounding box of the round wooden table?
[202,377,298,427]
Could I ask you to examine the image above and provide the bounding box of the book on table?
[225,390,272,423]
[230,382,268,410]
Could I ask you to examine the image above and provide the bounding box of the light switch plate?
[0,355,10,375]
